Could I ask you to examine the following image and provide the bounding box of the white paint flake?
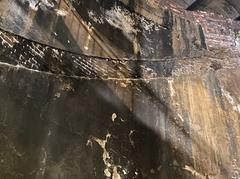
[105,6,138,41]
[88,10,104,24]
[93,133,112,177]
[183,165,205,178]
[112,113,117,122]
[112,166,121,179]
[56,9,68,16]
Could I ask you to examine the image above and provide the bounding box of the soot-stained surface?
[0,0,213,58]
[0,0,239,59]
[0,65,166,179]
[0,1,240,179]
[0,20,240,179]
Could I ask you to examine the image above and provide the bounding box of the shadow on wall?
[0,27,235,178]
[0,65,183,179]
[0,55,232,179]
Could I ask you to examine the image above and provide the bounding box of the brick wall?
[167,3,240,50]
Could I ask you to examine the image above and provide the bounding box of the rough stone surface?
[1,0,239,59]
[0,1,240,179]
[0,26,240,179]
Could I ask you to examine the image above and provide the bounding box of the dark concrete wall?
[0,0,208,58]
[0,24,240,179]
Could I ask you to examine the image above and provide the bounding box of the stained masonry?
[0,0,240,179]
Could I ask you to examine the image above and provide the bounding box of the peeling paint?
[56,9,69,16]
[105,6,138,41]
[112,166,121,179]
[112,113,117,122]
[93,133,112,177]
[183,165,205,178]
